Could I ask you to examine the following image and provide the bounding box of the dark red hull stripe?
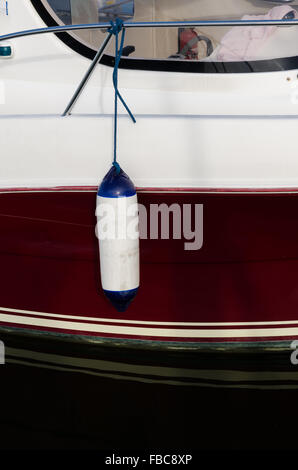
[0,188,297,344]
[2,187,298,193]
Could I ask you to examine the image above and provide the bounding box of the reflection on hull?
[1,330,298,390]
[1,329,298,450]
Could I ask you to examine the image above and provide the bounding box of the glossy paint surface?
[0,189,297,346]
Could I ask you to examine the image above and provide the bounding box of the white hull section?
[0,1,298,190]
[0,114,297,189]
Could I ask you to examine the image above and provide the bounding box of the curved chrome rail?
[1,19,298,42]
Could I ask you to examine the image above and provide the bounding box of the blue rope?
[108,19,136,174]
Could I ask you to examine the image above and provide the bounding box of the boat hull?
[0,188,297,349]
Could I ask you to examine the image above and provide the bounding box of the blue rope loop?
[108,17,123,36]
[109,18,136,174]
[112,161,121,174]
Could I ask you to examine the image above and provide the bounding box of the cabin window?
[39,1,134,50]
[34,1,298,72]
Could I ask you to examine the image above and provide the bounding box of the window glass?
[40,1,298,63]
[43,0,134,48]
[46,0,71,24]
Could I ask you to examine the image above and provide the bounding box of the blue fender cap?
[104,288,138,312]
[98,165,136,198]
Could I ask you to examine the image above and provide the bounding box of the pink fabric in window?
[215,5,298,61]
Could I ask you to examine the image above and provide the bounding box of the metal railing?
[0,18,298,115]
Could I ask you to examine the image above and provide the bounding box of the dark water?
[0,331,298,453]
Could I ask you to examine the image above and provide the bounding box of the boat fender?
[96,165,139,312]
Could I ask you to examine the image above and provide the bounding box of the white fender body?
[96,165,139,311]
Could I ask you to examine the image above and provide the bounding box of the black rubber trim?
[30,0,298,73]
[100,53,298,73]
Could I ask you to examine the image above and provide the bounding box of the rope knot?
[112,161,121,174]
[108,18,124,36]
